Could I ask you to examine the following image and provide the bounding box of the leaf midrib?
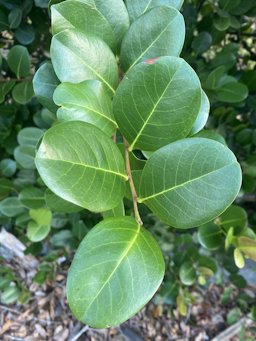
[138,162,237,202]
[55,34,115,94]
[60,103,117,126]
[37,157,128,180]
[128,11,179,71]
[83,224,141,317]
[129,63,182,151]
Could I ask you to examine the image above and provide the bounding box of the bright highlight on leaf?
[67,217,165,328]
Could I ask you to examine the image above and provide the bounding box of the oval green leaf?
[54,80,117,136]
[217,204,247,234]
[7,45,30,78]
[51,0,116,51]
[33,62,60,113]
[67,217,165,328]
[120,6,185,71]
[125,0,184,23]
[138,138,242,228]
[19,187,45,209]
[50,29,118,95]
[114,56,201,151]
[216,82,249,103]
[45,189,83,213]
[179,261,196,286]
[190,90,210,135]
[12,82,34,105]
[81,0,129,48]
[35,121,127,212]
[198,222,222,250]
[17,127,44,147]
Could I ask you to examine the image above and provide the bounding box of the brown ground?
[1,259,255,341]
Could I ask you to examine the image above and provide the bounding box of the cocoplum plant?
[33,0,242,328]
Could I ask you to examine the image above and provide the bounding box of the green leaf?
[7,45,30,78]
[216,82,248,103]
[19,187,45,209]
[125,0,184,23]
[0,178,13,200]
[229,274,247,289]
[102,200,125,218]
[54,80,117,136]
[113,56,201,151]
[138,138,242,228]
[30,207,52,226]
[14,23,36,45]
[14,146,35,169]
[205,66,226,90]
[192,32,212,55]
[234,248,245,269]
[35,121,127,212]
[213,15,230,31]
[176,295,187,316]
[120,6,185,71]
[51,0,117,51]
[237,237,256,261]
[33,62,60,113]
[8,8,22,29]
[193,130,227,145]
[44,189,83,213]
[50,29,118,95]
[217,205,247,234]
[0,10,8,31]
[0,81,15,103]
[0,159,16,177]
[179,262,196,286]
[27,220,51,242]
[0,197,25,217]
[17,127,44,147]
[79,0,129,48]
[66,217,165,328]
[190,90,210,135]
[198,222,222,250]
[12,82,34,104]
[1,286,20,304]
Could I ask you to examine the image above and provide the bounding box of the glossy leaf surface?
[120,6,185,71]
[67,217,165,327]
[125,0,184,23]
[35,121,127,212]
[54,80,117,136]
[51,0,116,51]
[45,189,83,213]
[198,222,222,250]
[79,0,129,48]
[7,45,30,78]
[190,91,210,135]
[217,205,247,234]
[51,29,118,95]
[33,62,60,113]
[138,138,242,228]
[114,56,201,151]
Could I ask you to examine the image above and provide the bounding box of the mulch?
[0,247,255,341]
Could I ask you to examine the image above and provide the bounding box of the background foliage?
[0,0,255,328]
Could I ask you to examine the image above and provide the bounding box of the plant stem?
[124,138,143,226]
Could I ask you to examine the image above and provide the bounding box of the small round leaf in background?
[7,45,30,78]
[0,159,16,177]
